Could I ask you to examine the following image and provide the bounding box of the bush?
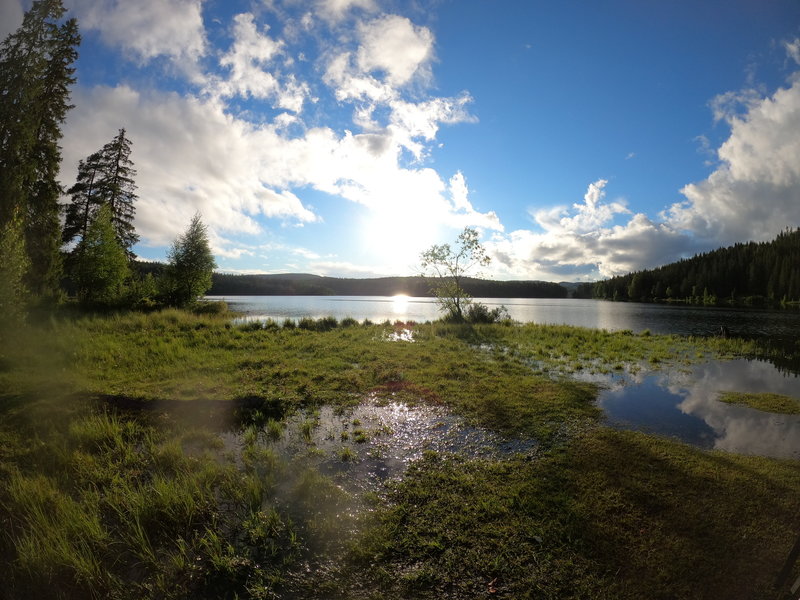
[465,302,510,324]
[191,300,228,315]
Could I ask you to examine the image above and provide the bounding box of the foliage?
[588,228,800,306]
[72,205,129,306]
[0,0,80,298]
[63,129,139,257]
[163,213,216,307]
[0,213,30,324]
[420,227,492,322]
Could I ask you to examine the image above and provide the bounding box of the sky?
[3,0,800,281]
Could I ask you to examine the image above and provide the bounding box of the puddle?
[226,400,537,496]
[596,359,800,458]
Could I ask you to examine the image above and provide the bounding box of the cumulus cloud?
[67,0,206,69]
[212,13,310,111]
[487,55,800,282]
[486,179,692,280]
[531,180,630,235]
[356,15,433,87]
[665,78,800,245]
[61,85,320,256]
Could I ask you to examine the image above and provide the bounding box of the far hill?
[206,272,567,299]
[579,228,800,307]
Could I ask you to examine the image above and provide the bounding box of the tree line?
[577,228,800,307]
[208,272,568,299]
[0,0,216,319]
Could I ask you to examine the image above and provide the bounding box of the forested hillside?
[207,272,568,298]
[580,229,800,306]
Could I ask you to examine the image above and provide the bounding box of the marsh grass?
[1,310,797,598]
[344,429,800,600]
[718,391,800,414]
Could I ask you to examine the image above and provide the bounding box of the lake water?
[207,294,800,458]
[207,295,800,339]
[590,359,800,459]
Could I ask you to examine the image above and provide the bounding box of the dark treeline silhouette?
[205,272,568,298]
[577,228,800,307]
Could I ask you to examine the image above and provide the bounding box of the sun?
[360,205,440,271]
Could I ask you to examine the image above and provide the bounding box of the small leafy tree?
[73,204,129,306]
[420,227,490,322]
[164,213,216,307]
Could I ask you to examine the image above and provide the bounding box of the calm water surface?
[590,359,800,458]
[209,295,800,338]
[208,295,800,458]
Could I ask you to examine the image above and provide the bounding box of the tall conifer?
[63,129,139,258]
[0,0,80,297]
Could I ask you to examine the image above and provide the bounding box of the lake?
[207,295,800,339]
[208,295,800,458]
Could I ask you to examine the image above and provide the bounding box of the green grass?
[718,391,800,414]
[344,428,800,600]
[1,310,797,598]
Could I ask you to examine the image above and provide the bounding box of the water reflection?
[209,295,800,340]
[599,359,800,458]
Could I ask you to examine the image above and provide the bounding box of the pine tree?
[63,129,139,257]
[0,0,80,297]
[164,214,216,307]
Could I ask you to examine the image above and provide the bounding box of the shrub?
[465,302,510,324]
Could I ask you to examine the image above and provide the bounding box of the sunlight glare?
[392,294,410,314]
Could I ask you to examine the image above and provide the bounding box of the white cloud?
[67,0,206,70]
[212,13,310,112]
[356,15,434,87]
[785,38,800,66]
[316,0,376,22]
[665,79,800,245]
[487,179,691,280]
[61,85,320,256]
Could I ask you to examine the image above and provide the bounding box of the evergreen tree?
[62,150,103,246]
[73,204,129,306]
[164,214,216,307]
[102,128,138,256]
[0,0,80,297]
[63,129,139,257]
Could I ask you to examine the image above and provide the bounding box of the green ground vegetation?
[344,429,800,600]
[718,391,800,415]
[1,309,798,599]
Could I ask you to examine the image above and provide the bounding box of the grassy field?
[1,308,798,599]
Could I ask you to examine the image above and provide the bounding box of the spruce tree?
[63,129,139,258]
[62,150,103,247]
[102,128,139,256]
[0,0,80,297]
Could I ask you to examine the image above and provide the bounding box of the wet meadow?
[1,306,799,599]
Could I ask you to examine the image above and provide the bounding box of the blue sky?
[4,0,800,280]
